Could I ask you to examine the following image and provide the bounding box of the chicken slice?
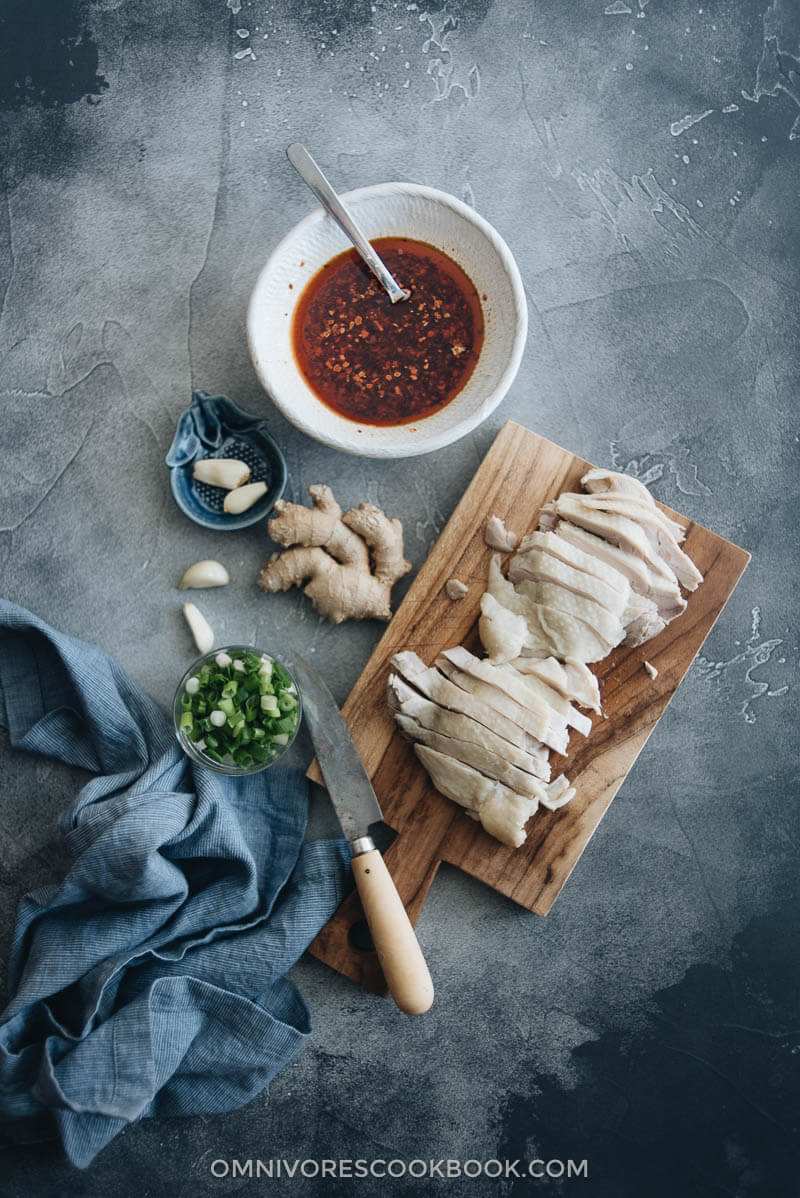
[482,558,556,659]
[537,501,559,532]
[440,645,591,736]
[497,664,593,737]
[555,521,670,592]
[413,744,481,815]
[393,712,548,798]
[621,592,667,646]
[391,652,544,755]
[479,591,532,663]
[510,539,631,614]
[484,515,518,552]
[581,467,656,504]
[579,491,687,544]
[541,774,576,810]
[510,655,602,715]
[479,788,537,847]
[515,580,627,648]
[554,494,701,592]
[485,555,615,662]
[435,654,568,754]
[388,674,551,779]
[653,526,704,592]
[486,551,524,607]
[414,745,538,848]
[563,658,603,713]
[581,489,702,590]
[440,645,564,728]
[555,522,686,620]
[551,502,683,600]
[532,601,615,663]
[518,531,630,597]
[552,494,672,574]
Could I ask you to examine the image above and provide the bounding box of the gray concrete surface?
[1,1,798,1194]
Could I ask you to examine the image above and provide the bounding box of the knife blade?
[292,653,434,1016]
[290,654,382,843]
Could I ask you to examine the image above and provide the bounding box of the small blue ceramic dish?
[166,391,287,531]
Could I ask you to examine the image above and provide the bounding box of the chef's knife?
[291,654,434,1016]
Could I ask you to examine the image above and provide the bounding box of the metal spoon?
[286,142,410,304]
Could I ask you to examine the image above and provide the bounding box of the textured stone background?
[1,0,798,1194]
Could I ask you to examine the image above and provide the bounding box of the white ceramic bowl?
[247,183,528,458]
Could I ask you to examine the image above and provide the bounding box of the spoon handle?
[286,143,409,304]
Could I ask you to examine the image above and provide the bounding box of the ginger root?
[257,484,411,623]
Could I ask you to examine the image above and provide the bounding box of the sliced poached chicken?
[388,673,551,779]
[390,467,703,849]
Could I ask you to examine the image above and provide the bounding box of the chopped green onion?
[180,650,299,770]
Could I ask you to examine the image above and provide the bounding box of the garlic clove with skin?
[192,458,250,490]
[223,481,268,515]
[178,560,230,589]
[182,602,214,654]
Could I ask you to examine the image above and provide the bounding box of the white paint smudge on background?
[696,606,791,723]
[518,75,564,180]
[569,164,703,259]
[670,110,714,136]
[610,438,712,496]
[413,476,446,548]
[417,7,480,104]
[742,2,800,140]
[604,2,632,13]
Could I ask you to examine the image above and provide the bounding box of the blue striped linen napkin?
[0,600,351,1168]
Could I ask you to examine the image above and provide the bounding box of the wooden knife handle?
[351,848,434,1015]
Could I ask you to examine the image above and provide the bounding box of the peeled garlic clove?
[178,560,230,589]
[192,458,250,490]
[182,602,214,654]
[223,480,267,515]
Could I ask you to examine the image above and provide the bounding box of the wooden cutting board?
[307,422,750,995]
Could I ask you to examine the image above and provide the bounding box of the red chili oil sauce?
[291,237,484,427]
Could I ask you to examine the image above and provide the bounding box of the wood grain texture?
[308,422,750,995]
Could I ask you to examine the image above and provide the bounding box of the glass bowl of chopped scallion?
[173,646,302,774]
